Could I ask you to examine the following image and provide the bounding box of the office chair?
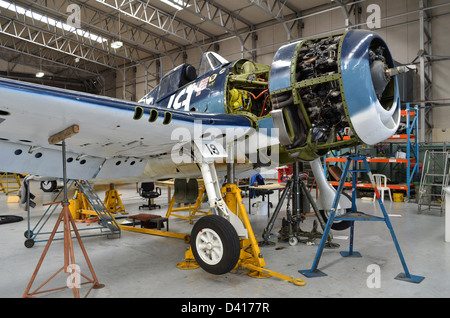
[139,182,162,210]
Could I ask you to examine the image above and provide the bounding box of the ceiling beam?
[95,0,215,49]
[247,0,299,40]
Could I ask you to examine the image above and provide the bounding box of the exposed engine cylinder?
[269,30,400,161]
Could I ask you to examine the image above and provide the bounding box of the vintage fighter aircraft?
[0,30,402,275]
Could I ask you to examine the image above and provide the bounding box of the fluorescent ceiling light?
[35,71,45,78]
[0,0,107,43]
[160,0,190,11]
[111,41,123,49]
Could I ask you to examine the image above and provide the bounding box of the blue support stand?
[299,154,424,283]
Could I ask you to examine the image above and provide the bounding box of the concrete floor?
[0,181,449,299]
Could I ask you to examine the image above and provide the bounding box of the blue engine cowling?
[269,30,401,160]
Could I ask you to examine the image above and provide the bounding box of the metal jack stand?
[23,125,104,298]
[299,154,424,283]
[260,161,337,248]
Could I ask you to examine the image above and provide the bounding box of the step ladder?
[75,180,121,238]
[418,150,450,216]
[299,154,424,284]
[0,172,21,195]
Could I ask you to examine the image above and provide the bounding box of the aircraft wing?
[0,77,253,182]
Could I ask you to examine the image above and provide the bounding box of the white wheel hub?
[196,228,224,265]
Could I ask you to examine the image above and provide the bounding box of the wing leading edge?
[0,77,254,182]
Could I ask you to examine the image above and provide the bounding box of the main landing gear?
[180,140,305,286]
[190,215,240,275]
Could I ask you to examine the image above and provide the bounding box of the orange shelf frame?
[325,157,415,166]
[325,157,416,192]
[328,181,411,191]
[328,104,419,196]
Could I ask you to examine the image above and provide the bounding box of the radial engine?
[269,30,401,161]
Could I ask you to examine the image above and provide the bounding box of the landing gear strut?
[182,140,305,285]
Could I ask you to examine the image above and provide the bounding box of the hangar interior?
[0,0,450,299]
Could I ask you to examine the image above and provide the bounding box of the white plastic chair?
[373,174,392,202]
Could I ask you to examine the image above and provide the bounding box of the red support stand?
[22,201,104,298]
[23,126,104,298]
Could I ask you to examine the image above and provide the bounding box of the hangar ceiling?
[0,0,360,92]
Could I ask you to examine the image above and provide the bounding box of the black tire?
[191,215,240,275]
[0,215,23,224]
[24,238,35,248]
[40,180,57,192]
[319,192,353,231]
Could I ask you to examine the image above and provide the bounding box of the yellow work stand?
[165,185,210,223]
[69,191,97,221]
[177,183,305,286]
[103,186,127,215]
[0,172,21,195]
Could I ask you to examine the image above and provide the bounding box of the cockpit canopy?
[157,64,197,101]
[198,52,229,77]
[139,51,229,105]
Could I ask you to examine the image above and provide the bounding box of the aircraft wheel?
[40,180,57,192]
[319,192,352,231]
[319,210,351,231]
[288,236,298,246]
[191,215,240,275]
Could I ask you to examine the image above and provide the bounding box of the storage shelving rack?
[325,104,419,198]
